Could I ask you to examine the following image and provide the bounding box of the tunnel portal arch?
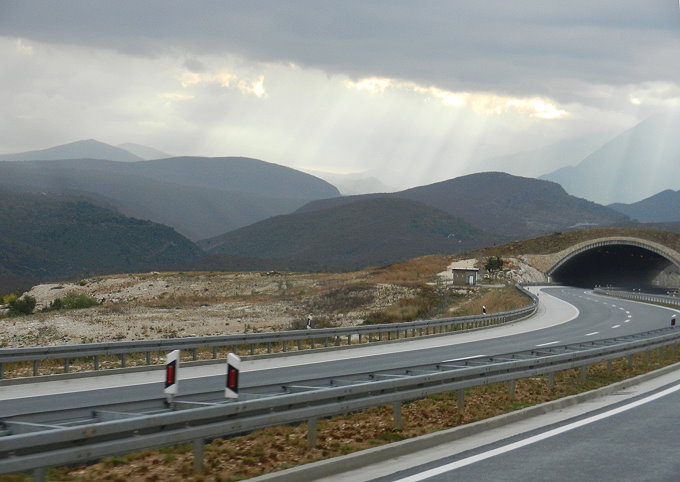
[546,237,680,289]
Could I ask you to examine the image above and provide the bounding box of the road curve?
[1,287,678,418]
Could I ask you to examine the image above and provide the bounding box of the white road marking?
[585,332,599,336]
[394,383,680,481]
[441,355,488,363]
[611,324,621,329]
[535,341,560,347]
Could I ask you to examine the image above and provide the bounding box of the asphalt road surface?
[369,374,680,482]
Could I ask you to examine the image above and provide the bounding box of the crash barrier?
[0,285,538,379]
[1,326,679,478]
[594,288,680,308]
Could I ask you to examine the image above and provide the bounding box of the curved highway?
[1,287,678,420]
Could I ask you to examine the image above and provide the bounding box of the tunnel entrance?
[550,244,677,289]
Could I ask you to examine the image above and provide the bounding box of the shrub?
[8,295,36,315]
[46,292,100,311]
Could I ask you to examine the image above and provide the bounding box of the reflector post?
[164,350,180,402]
[225,352,241,399]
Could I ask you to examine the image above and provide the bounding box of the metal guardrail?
[1,326,679,477]
[0,286,538,379]
[594,288,680,308]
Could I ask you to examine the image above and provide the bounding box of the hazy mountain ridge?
[541,112,680,204]
[0,139,143,162]
[483,131,616,178]
[0,156,340,240]
[609,190,680,223]
[296,172,629,238]
[198,197,505,271]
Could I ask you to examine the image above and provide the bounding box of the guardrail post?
[335,336,340,346]
[249,343,254,355]
[212,346,218,359]
[33,359,39,376]
[267,342,272,354]
[508,379,516,399]
[307,417,318,447]
[358,333,363,344]
[64,358,70,373]
[193,438,204,473]
[393,401,403,429]
[0,362,3,379]
[94,355,100,371]
[347,335,352,345]
[458,389,465,411]
[120,354,126,368]
[282,340,287,352]
[33,467,46,482]
[580,365,587,380]
[192,348,198,361]
[146,351,152,365]
[297,338,302,350]
[548,372,555,388]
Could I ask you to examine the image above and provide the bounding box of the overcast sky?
[1,1,679,188]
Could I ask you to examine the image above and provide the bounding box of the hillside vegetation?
[0,191,203,290]
[199,197,506,271]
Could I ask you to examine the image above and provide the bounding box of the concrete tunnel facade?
[545,237,680,289]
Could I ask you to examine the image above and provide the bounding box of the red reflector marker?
[225,352,241,399]
[164,350,180,402]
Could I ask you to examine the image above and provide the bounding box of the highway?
[1,287,678,421]
[351,368,680,482]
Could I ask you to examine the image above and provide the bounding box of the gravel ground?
[1,271,417,347]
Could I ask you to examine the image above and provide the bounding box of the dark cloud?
[1,0,678,104]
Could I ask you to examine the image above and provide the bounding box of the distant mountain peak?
[0,139,143,162]
[541,111,680,204]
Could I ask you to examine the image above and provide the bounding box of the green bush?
[47,292,100,311]
[8,295,36,315]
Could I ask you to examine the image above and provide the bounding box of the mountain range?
[198,173,631,270]
[295,172,629,238]
[0,133,677,287]
[0,147,340,240]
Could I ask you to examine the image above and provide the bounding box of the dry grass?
[365,255,456,285]
[449,285,529,316]
[9,348,675,482]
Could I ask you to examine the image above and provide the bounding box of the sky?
[1,1,679,189]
